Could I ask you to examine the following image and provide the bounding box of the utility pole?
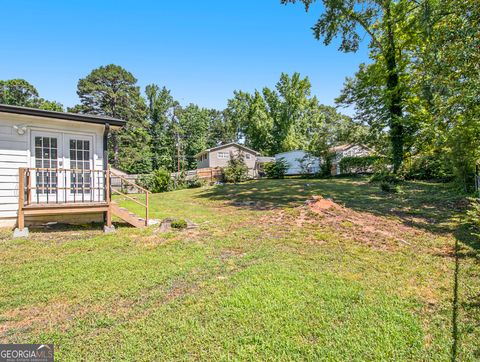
[176,131,181,173]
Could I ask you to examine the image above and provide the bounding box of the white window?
[245,153,251,160]
[218,151,230,159]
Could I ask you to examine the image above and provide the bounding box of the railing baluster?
[73,171,76,204]
[46,171,49,204]
[55,168,58,203]
[64,169,67,204]
[81,169,85,203]
[36,171,39,204]
[97,171,100,202]
[26,169,31,205]
[91,169,94,203]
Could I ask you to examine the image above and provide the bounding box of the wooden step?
[110,203,146,228]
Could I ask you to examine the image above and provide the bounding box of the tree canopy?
[0,79,63,111]
[283,0,480,190]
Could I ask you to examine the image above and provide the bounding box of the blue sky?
[0,0,369,112]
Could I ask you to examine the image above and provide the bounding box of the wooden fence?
[111,168,224,193]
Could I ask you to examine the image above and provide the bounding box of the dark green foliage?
[177,104,210,170]
[0,79,63,111]
[186,176,206,189]
[138,169,171,193]
[70,64,152,174]
[380,181,401,194]
[317,152,334,178]
[401,154,453,182]
[466,198,480,235]
[339,156,381,174]
[224,153,249,183]
[225,73,365,156]
[283,0,407,173]
[170,219,188,229]
[145,84,179,171]
[370,172,402,185]
[264,158,289,179]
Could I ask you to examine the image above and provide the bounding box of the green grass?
[0,177,478,361]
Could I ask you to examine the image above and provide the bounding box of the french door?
[31,131,94,203]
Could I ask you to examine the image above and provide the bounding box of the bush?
[466,197,480,233]
[380,181,401,193]
[401,153,454,181]
[224,153,249,183]
[138,168,171,193]
[171,219,188,229]
[264,158,289,179]
[370,172,402,184]
[186,176,206,188]
[317,152,334,178]
[339,156,382,174]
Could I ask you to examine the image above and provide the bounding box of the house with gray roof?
[196,142,270,178]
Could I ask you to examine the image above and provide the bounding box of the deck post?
[105,167,112,228]
[17,168,25,230]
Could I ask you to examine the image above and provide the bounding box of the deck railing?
[17,167,149,228]
[19,167,108,206]
[110,169,149,226]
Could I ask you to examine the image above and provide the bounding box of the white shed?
[274,150,320,175]
[0,104,145,232]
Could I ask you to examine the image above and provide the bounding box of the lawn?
[0,177,478,361]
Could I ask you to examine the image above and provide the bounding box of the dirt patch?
[219,247,245,260]
[306,196,342,212]
[259,195,454,254]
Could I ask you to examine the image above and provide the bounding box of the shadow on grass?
[197,176,480,361]
[25,221,135,235]
[198,177,464,233]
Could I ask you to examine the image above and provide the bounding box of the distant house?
[195,143,262,177]
[255,156,276,177]
[274,150,320,175]
[329,144,373,175]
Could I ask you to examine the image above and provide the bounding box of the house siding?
[275,150,320,175]
[197,145,258,175]
[0,112,106,227]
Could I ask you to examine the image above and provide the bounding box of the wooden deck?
[17,167,150,231]
[23,202,109,215]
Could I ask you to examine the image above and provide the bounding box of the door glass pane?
[70,139,91,194]
[34,136,58,194]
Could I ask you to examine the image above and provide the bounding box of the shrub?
[138,168,171,193]
[317,152,334,178]
[297,154,318,176]
[380,181,401,193]
[171,219,188,229]
[339,156,382,174]
[401,153,454,181]
[466,197,480,233]
[186,176,206,188]
[370,172,402,184]
[264,158,289,179]
[224,153,249,183]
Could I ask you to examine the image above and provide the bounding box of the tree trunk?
[385,2,404,173]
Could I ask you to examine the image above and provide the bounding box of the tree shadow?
[197,177,480,360]
[198,178,464,234]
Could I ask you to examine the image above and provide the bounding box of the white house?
[274,150,320,175]
[0,104,149,235]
